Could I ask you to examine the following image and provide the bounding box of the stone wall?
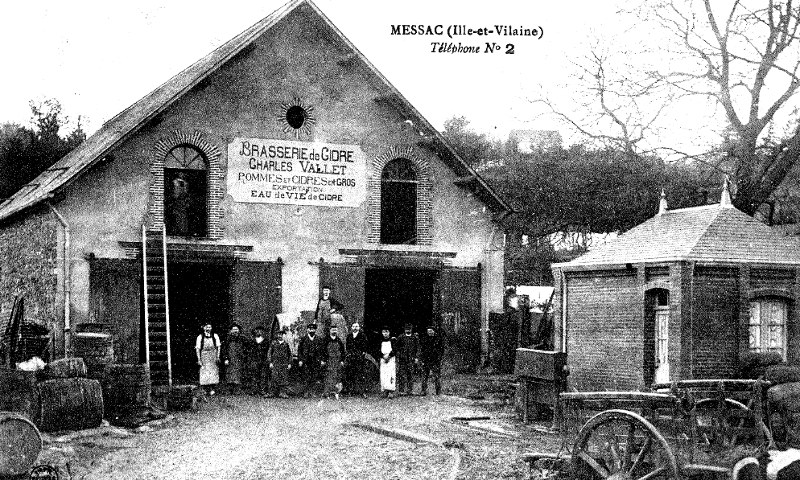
[0,208,59,332]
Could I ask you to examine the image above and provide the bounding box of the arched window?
[749,297,788,359]
[380,158,417,244]
[164,145,208,237]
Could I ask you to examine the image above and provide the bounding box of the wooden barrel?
[37,378,103,432]
[73,332,114,379]
[0,412,42,477]
[43,357,87,379]
[102,364,151,409]
[0,368,39,424]
[167,385,197,411]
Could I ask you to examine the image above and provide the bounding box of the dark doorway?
[168,262,230,384]
[363,268,437,337]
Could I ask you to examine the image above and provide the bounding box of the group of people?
[193,287,444,399]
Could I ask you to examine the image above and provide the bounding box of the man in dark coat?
[314,286,344,334]
[250,326,271,396]
[268,329,292,398]
[345,322,371,397]
[297,323,323,397]
[322,325,346,399]
[420,326,444,395]
[395,323,419,395]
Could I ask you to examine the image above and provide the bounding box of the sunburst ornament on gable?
[278,97,316,138]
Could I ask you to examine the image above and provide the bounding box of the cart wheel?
[694,398,773,449]
[570,409,680,480]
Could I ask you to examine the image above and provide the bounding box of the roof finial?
[720,175,733,208]
[657,188,668,215]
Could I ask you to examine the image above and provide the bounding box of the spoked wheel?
[570,409,680,480]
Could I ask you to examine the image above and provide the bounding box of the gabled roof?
[555,202,800,269]
[0,0,510,223]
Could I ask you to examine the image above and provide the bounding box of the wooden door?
[230,261,282,337]
[440,266,482,370]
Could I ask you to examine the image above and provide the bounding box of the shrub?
[765,364,800,385]
[739,352,785,379]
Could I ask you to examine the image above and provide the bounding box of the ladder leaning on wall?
[142,224,172,387]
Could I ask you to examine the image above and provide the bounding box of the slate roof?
[0,0,510,223]
[555,203,800,269]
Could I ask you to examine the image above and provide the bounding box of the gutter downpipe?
[46,200,70,358]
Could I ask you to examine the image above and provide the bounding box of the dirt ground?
[32,376,562,480]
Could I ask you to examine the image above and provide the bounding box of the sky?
[0,2,629,137]
[0,0,740,154]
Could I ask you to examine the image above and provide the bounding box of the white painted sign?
[227,138,367,207]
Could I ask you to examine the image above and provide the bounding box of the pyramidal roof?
[0,0,510,223]
[556,199,800,269]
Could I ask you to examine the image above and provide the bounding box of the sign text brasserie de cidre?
[227,138,366,207]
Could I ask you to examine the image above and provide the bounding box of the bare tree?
[544,0,800,216]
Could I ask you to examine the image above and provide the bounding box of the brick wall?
[565,270,642,391]
[0,208,59,330]
[691,266,739,378]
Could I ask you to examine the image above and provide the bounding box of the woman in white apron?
[195,323,221,396]
[379,327,396,398]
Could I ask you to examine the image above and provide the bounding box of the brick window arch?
[150,130,223,239]
[367,145,432,246]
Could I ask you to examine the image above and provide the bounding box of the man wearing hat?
[268,329,292,398]
[396,323,419,395]
[297,322,323,397]
[314,286,344,334]
[322,325,346,399]
[420,326,444,395]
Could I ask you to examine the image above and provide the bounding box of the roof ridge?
[683,207,724,258]
[0,0,509,222]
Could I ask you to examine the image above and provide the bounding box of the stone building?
[551,183,800,391]
[0,0,510,385]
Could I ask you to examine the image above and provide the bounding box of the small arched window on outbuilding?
[381,158,417,245]
[749,297,788,359]
[164,145,208,237]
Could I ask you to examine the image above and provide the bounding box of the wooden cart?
[523,379,773,479]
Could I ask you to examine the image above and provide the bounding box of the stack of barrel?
[38,357,104,432]
[73,323,115,379]
[102,363,151,411]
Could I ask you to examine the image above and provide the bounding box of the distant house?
[508,129,562,153]
[551,183,800,391]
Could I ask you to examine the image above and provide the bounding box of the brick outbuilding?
[0,0,511,385]
[551,183,800,391]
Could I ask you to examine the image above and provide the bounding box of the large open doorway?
[168,262,231,384]
[363,268,437,337]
